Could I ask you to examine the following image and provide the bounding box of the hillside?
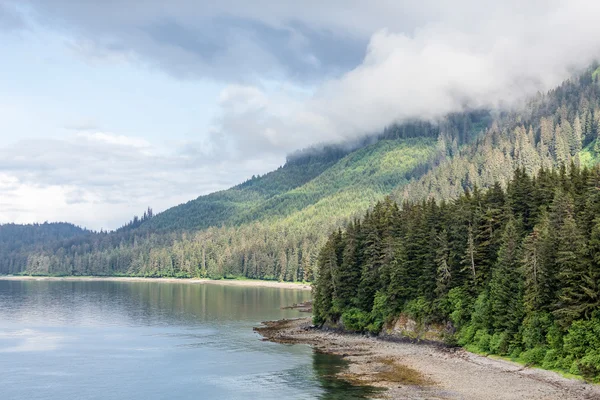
[0,114,484,278]
[398,65,600,202]
[313,164,600,382]
[141,143,353,231]
[0,223,89,275]
[1,65,599,280]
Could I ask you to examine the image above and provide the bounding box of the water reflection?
[0,279,376,400]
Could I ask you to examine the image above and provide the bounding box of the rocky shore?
[255,318,600,399]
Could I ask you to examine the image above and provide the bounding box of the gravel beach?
[255,318,600,400]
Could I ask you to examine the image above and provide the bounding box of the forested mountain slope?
[0,223,89,274]
[0,113,485,278]
[313,165,600,381]
[142,143,353,231]
[398,65,600,202]
[2,66,599,280]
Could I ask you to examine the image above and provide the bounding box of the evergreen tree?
[489,218,524,334]
[554,210,588,327]
[522,211,553,313]
[334,221,363,310]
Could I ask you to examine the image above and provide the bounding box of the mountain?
[0,223,89,274]
[309,64,600,382]
[1,65,599,279]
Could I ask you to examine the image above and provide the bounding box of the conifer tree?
[334,220,363,310]
[554,210,588,327]
[489,218,524,334]
[522,211,553,313]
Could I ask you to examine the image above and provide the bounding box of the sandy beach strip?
[0,275,311,290]
[255,318,600,400]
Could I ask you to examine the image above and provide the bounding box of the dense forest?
[0,116,479,278]
[313,164,600,381]
[1,66,600,281]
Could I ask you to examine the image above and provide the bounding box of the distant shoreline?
[0,275,311,291]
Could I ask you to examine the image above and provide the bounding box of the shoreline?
[0,275,311,291]
[255,318,600,400]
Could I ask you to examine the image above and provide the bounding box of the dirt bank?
[0,275,311,290]
[255,318,600,399]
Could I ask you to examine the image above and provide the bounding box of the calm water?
[0,280,377,400]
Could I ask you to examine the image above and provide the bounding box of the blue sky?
[1,26,222,145]
[1,0,600,230]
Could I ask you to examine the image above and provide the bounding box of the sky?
[1,1,600,230]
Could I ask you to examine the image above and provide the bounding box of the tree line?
[2,66,599,292]
[313,163,600,381]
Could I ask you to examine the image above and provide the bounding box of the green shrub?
[522,312,553,350]
[404,296,431,324]
[542,349,560,369]
[474,329,492,352]
[546,322,564,353]
[569,360,580,375]
[447,288,473,329]
[562,315,600,381]
[368,290,389,333]
[510,346,523,359]
[341,308,371,332]
[457,323,477,347]
[521,347,547,365]
[579,351,600,382]
[559,355,575,371]
[490,331,510,355]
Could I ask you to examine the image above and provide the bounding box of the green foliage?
[404,297,432,324]
[562,315,600,381]
[368,291,389,333]
[473,329,492,352]
[341,308,371,332]
[313,163,600,381]
[579,140,600,168]
[446,287,473,329]
[489,331,511,355]
[522,312,553,350]
[521,347,548,365]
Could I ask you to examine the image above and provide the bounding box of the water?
[0,279,378,400]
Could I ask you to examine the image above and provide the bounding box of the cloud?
[204,0,600,155]
[0,133,282,230]
[16,0,368,82]
[12,1,600,150]
[76,132,151,150]
[3,0,600,229]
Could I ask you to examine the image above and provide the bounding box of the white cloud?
[77,132,151,150]
[207,0,600,153]
[0,133,282,230]
[2,1,600,229]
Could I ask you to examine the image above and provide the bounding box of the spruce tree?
[489,218,524,334]
[522,211,553,313]
[554,211,588,327]
[334,220,363,310]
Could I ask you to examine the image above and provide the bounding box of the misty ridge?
[4,60,600,279]
[4,1,600,230]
